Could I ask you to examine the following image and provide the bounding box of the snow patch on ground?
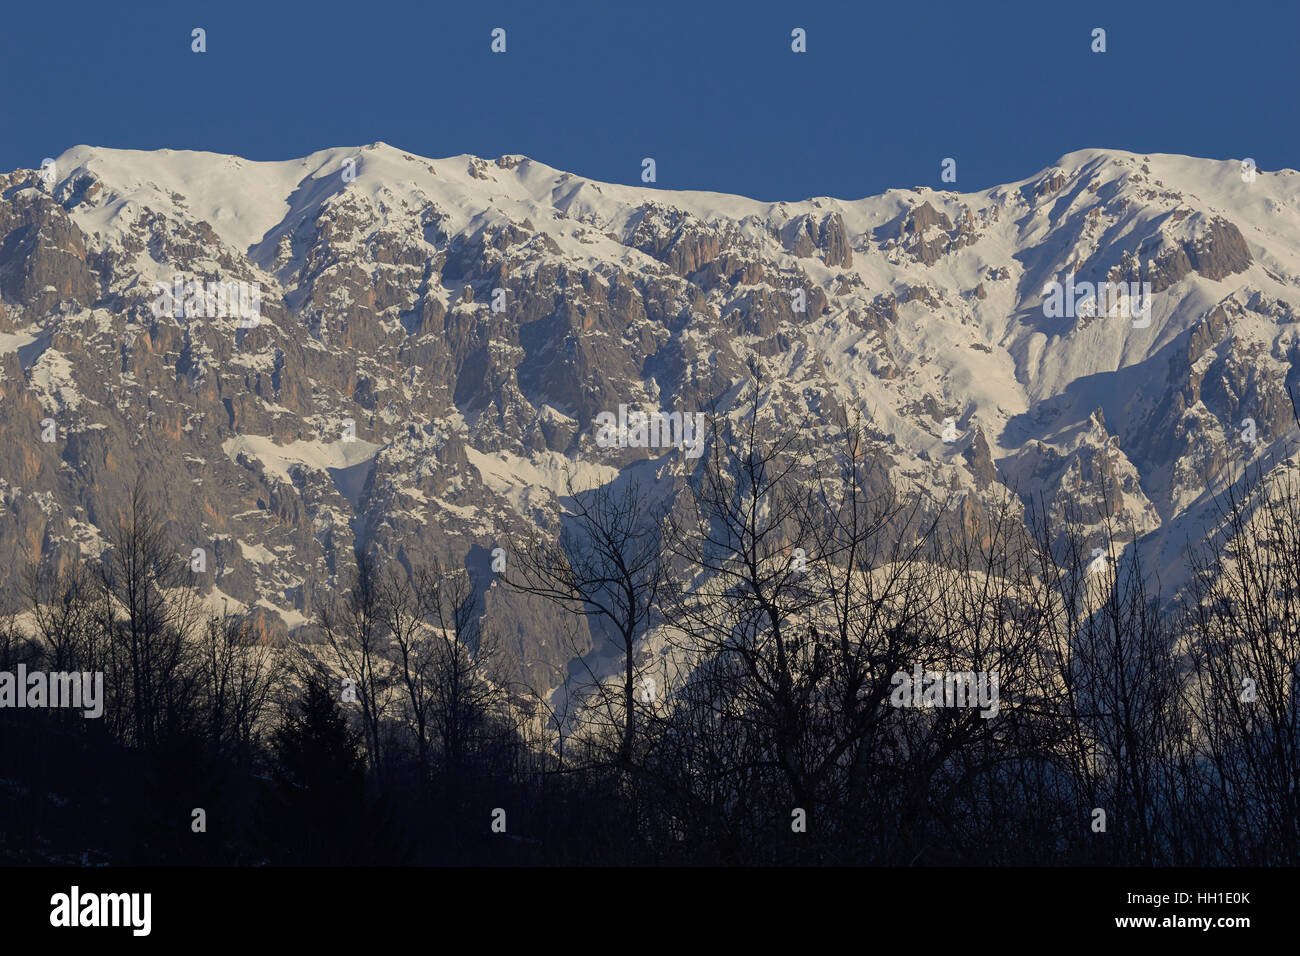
[222,434,380,479]
[0,331,37,354]
[221,434,381,508]
[465,446,619,505]
[28,349,91,412]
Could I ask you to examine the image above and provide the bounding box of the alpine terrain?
[2,142,1298,696]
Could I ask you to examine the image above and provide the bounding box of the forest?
[3,386,1298,866]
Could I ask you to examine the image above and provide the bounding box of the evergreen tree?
[256,676,371,865]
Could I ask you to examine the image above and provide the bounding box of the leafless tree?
[415,559,499,780]
[381,557,500,784]
[98,477,206,747]
[1181,449,1300,863]
[1024,486,1189,865]
[25,562,99,674]
[504,475,666,767]
[315,551,395,777]
[658,381,824,819]
[197,611,279,764]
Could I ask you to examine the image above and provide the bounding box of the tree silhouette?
[256,676,400,865]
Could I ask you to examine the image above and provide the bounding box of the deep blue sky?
[2,0,1295,201]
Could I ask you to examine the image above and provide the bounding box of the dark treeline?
[3,384,1299,865]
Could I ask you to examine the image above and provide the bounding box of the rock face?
[1,144,1298,688]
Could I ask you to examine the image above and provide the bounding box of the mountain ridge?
[2,143,1298,688]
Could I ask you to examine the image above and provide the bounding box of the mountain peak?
[1,141,1298,658]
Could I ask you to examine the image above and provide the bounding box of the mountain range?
[2,142,1297,689]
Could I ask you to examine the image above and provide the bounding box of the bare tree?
[659,384,825,817]
[315,551,395,777]
[1181,452,1300,863]
[382,558,499,784]
[25,561,102,677]
[505,476,665,767]
[1024,486,1188,865]
[98,477,205,747]
[197,611,279,764]
[416,558,499,780]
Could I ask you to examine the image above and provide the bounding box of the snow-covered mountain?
[2,143,1297,687]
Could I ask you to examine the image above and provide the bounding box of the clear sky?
[2,0,1295,201]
